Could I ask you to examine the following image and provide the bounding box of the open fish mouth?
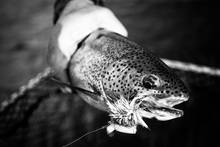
[146,103,184,121]
[140,95,188,121]
[154,94,189,107]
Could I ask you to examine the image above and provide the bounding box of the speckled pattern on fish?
[68,29,189,134]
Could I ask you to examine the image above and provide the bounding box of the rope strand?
[0,67,54,112]
[162,58,220,77]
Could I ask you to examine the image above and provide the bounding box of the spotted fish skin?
[68,29,189,134]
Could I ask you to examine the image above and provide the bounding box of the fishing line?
[62,125,108,147]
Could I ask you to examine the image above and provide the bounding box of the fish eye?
[142,74,159,89]
[142,80,154,89]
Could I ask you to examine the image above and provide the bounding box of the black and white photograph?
[0,0,218,147]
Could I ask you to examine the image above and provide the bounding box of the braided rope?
[162,58,220,76]
[0,67,53,112]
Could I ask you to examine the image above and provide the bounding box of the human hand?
[48,0,127,81]
[55,0,128,60]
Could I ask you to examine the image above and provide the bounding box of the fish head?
[103,52,189,134]
[133,57,190,121]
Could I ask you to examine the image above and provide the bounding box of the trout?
[65,29,189,134]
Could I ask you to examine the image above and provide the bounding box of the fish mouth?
[155,94,189,107]
[140,95,188,121]
[146,103,184,121]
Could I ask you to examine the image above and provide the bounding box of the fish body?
[68,29,189,134]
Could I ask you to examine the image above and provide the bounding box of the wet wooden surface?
[0,0,219,147]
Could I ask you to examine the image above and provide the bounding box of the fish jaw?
[142,104,184,121]
[156,95,189,107]
[149,88,189,120]
[138,94,188,121]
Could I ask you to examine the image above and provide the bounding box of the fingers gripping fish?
[67,29,189,134]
